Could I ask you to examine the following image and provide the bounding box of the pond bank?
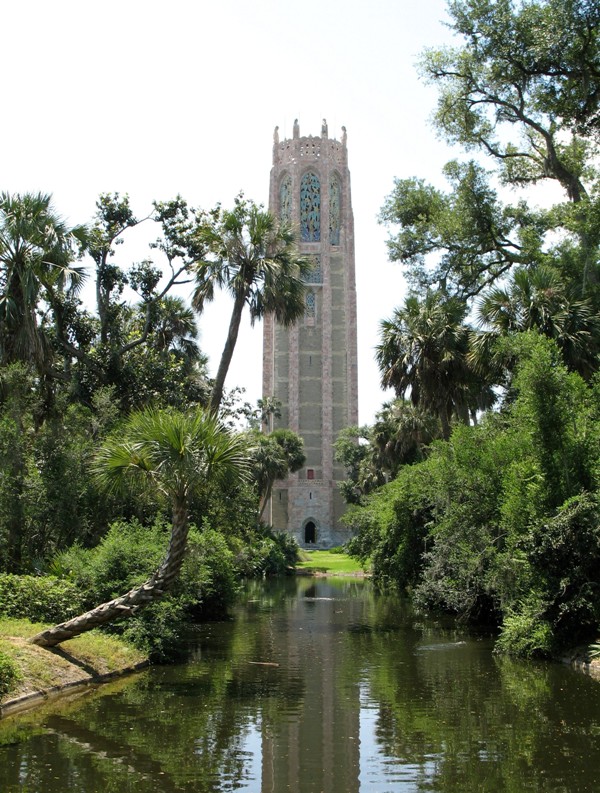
[0,618,147,718]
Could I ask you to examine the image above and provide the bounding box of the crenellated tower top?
[272,119,348,169]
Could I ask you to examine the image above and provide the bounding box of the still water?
[1,577,600,792]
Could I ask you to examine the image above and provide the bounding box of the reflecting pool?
[1,577,600,792]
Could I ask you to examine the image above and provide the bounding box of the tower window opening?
[307,469,315,480]
[329,174,341,245]
[279,174,292,223]
[300,172,321,241]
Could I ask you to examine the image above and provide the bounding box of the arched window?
[300,172,320,241]
[329,174,341,245]
[305,291,316,319]
[279,174,292,223]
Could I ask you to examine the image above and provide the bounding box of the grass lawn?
[295,549,368,576]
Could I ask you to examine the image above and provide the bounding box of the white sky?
[2,0,460,424]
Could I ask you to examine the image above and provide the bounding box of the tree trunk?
[209,287,247,412]
[30,502,189,647]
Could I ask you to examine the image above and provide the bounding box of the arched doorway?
[304,521,316,544]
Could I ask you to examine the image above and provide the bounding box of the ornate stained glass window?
[279,174,292,223]
[305,291,316,318]
[304,255,322,284]
[300,172,320,242]
[329,174,341,245]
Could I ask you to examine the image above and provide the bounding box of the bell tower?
[263,119,358,548]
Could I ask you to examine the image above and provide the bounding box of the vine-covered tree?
[381,0,600,300]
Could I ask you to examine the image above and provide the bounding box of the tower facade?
[262,119,358,548]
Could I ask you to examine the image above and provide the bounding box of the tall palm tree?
[193,196,310,412]
[30,408,248,647]
[0,192,85,374]
[376,292,483,439]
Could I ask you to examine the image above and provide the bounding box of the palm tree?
[376,292,484,439]
[371,399,440,475]
[248,428,305,521]
[0,192,85,374]
[30,408,248,647]
[193,196,310,412]
[476,265,600,379]
[150,296,201,363]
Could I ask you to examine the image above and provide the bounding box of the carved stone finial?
[273,125,279,144]
[322,118,328,137]
[293,118,300,139]
[342,126,347,146]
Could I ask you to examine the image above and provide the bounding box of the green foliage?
[507,332,594,509]
[119,597,191,663]
[345,464,431,591]
[351,334,600,655]
[378,0,600,436]
[54,519,238,661]
[496,597,554,659]
[412,419,520,622]
[377,291,494,438]
[0,365,151,573]
[525,493,600,649]
[53,518,166,604]
[230,529,298,577]
[0,574,84,623]
[0,650,21,699]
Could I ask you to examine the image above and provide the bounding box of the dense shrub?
[53,518,167,605]
[53,518,239,661]
[524,493,600,651]
[231,529,298,577]
[0,574,84,622]
[346,467,430,591]
[495,596,554,658]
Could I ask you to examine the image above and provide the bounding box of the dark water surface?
[1,577,600,792]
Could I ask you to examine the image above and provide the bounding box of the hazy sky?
[2,0,459,424]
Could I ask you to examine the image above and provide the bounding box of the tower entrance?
[304,521,317,544]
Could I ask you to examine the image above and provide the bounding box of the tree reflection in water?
[1,577,600,792]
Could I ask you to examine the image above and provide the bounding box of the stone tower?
[262,119,358,548]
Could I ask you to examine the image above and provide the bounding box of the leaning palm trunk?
[30,503,188,648]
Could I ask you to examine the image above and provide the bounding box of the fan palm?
[193,197,310,412]
[150,296,200,363]
[476,265,599,379]
[0,192,85,373]
[30,408,248,647]
[376,292,482,439]
[372,399,440,475]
